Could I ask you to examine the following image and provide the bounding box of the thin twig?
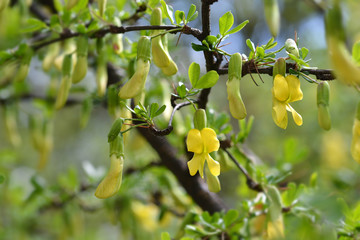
[32,25,202,51]
[222,148,263,192]
[149,101,193,136]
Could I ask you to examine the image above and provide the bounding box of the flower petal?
[206,154,220,176]
[187,153,205,178]
[272,95,288,129]
[201,128,220,153]
[273,74,289,102]
[272,93,287,119]
[287,104,303,126]
[186,129,203,154]
[286,75,303,102]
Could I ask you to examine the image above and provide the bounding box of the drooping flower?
[186,128,220,178]
[272,74,303,129]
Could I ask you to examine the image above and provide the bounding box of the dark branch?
[197,0,218,110]
[149,101,193,136]
[222,148,263,192]
[217,62,336,81]
[32,25,202,51]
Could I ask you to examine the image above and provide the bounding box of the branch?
[149,101,193,136]
[217,62,336,81]
[32,25,202,51]
[197,0,219,110]
[222,148,263,192]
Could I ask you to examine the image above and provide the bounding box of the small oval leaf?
[194,70,219,89]
[188,62,200,88]
[219,11,234,36]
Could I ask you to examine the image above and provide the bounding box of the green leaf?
[246,39,255,52]
[352,40,360,65]
[187,11,198,22]
[194,70,219,89]
[301,47,309,59]
[154,105,166,117]
[177,84,187,98]
[256,46,265,58]
[224,209,239,227]
[288,53,310,67]
[191,43,208,51]
[175,10,185,25]
[22,18,48,33]
[205,35,218,48]
[149,102,159,119]
[187,4,197,21]
[219,11,234,36]
[161,0,174,24]
[188,62,200,88]
[226,19,249,35]
[161,232,171,240]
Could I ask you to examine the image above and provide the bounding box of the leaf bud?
[285,38,299,58]
[42,42,60,72]
[62,54,73,77]
[98,0,107,17]
[264,0,280,37]
[318,105,331,131]
[96,53,108,97]
[317,81,330,106]
[14,48,32,82]
[4,104,21,147]
[119,37,151,99]
[193,109,207,130]
[108,118,124,142]
[55,55,73,109]
[109,135,125,158]
[228,53,242,80]
[226,78,247,120]
[74,37,88,79]
[137,36,151,62]
[95,153,124,199]
[272,58,286,78]
[150,7,162,26]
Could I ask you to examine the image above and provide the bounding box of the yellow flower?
[272,74,303,129]
[186,128,220,178]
